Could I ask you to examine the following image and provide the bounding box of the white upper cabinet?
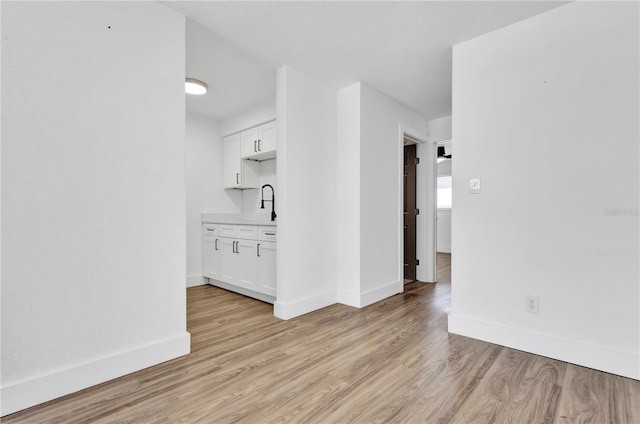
[223,133,259,189]
[240,120,277,161]
[240,126,260,158]
[257,120,277,157]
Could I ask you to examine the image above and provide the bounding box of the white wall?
[186,112,241,287]
[0,1,190,415]
[436,210,452,253]
[336,82,428,306]
[220,97,276,136]
[437,159,452,176]
[336,83,362,304]
[360,84,428,301]
[241,158,277,217]
[427,115,452,143]
[274,66,338,319]
[449,1,639,379]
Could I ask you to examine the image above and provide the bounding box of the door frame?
[403,142,418,282]
[434,139,452,275]
[397,124,434,286]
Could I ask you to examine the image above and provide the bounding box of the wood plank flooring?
[4,253,639,423]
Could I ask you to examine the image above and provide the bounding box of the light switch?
[469,178,481,194]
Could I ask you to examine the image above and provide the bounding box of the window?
[437,175,452,209]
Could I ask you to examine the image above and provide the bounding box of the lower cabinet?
[257,241,277,297]
[219,237,239,284]
[220,238,258,291]
[203,223,276,302]
[202,224,220,280]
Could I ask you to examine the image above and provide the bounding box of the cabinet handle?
[232,241,236,253]
[236,173,239,185]
[264,232,275,236]
[206,228,215,232]
[257,243,261,257]
[258,139,261,151]
[254,140,257,152]
[215,239,218,250]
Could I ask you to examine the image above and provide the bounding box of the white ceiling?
[184,20,276,120]
[168,1,569,121]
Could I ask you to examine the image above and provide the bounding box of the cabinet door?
[240,127,260,159]
[203,237,220,280]
[235,239,258,291]
[258,121,277,155]
[257,241,277,297]
[219,237,239,284]
[223,134,241,188]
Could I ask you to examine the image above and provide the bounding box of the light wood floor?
[4,253,639,423]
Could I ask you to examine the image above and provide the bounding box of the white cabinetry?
[202,224,220,280]
[241,120,277,161]
[257,227,277,296]
[219,237,259,291]
[219,237,238,283]
[203,222,276,303]
[223,133,259,189]
[218,224,259,291]
[240,126,259,159]
[236,239,259,290]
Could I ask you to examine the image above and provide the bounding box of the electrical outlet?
[526,295,539,313]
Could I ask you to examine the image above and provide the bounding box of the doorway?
[397,128,434,286]
[435,140,452,283]
[403,143,418,282]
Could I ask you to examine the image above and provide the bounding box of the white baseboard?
[360,280,403,307]
[448,314,639,380]
[186,274,206,287]
[338,281,403,308]
[274,290,336,320]
[437,246,451,253]
[337,289,360,307]
[0,332,191,416]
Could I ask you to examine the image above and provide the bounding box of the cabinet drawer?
[237,225,258,240]
[219,224,258,240]
[202,223,219,237]
[219,224,238,238]
[258,227,277,242]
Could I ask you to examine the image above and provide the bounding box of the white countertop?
[201,213,277,226]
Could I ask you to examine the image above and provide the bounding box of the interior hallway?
[436,252,451,284]
[4,255,638,423]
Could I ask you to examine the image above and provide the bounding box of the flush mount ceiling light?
[185,78,208,95]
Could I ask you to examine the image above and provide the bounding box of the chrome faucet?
[261,184,277,221]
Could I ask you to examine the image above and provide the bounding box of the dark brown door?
[404,144,417,282]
